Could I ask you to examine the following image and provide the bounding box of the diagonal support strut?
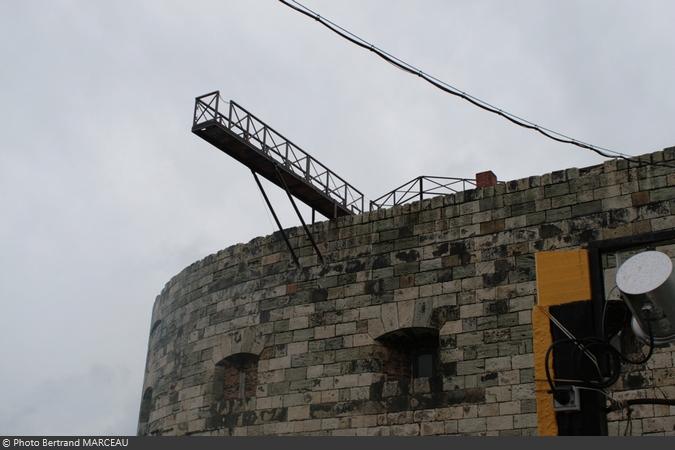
[251,170,300,267]
[274,165,325,264]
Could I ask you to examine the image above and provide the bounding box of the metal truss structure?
[192,91,364,219]
[369,176,477,211]
[192,91,485,266]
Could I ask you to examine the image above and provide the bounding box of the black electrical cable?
[544,338,622,392]
[600,297,628,340]
[279,0,675,170]
[620,314,654,365]
[624,407,632,436]
[574,339,622,387]
[544,317,656,395]
[539,298,667,425]
[605,398,675,413]
[600,299,654,364]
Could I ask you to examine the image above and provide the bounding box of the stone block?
[458,417,486,433]
[381,302,399,332]
[314,325,336,340]
[487,415,513,431]
[485,356,511,371]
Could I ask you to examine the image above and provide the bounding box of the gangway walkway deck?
[192,91,364,219]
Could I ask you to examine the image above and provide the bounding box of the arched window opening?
[150,320,162,336]
[216,353,258,401]
[139,387,153,425]
[376,327,439,381]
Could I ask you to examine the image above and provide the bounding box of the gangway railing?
[192,91,364,216]
[370,176,477,211]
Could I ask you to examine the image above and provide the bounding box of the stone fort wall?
[139,147,675,436]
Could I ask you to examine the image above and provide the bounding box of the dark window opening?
[376,327,439,381]
[150,320,161,336]
[217,353,258,401]
[139,387,153,424]
[412,350,437,378]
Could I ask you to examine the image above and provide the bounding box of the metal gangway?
[192,91,364,219]
[192,91,367,266]
[192,91,485,266]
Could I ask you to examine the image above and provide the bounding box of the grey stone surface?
[139,148,675,436]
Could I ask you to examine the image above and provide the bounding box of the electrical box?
[552,386,581,412]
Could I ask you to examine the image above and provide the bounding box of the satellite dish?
[616,250,675,346]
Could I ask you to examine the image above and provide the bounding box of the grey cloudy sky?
[1,0,674,435]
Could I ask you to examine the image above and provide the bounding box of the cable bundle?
[545,317,654,396]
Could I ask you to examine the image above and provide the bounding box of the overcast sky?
[1,0,674,435]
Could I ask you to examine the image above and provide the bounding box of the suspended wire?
[279,0,675,170]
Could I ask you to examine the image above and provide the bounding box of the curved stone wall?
[139,148,675,436]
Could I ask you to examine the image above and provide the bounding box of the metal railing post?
[228,103,233,129]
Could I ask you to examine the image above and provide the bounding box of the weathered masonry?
[139,147,675,436]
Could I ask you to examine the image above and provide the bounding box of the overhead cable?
[279,0,675,170]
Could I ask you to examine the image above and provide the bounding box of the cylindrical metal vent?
[616,250,675,346]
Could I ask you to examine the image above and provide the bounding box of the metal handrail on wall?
[369,176,477,211]
[193,91,365,215]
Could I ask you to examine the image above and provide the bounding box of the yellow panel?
[535,249,591,306]
[532,250,593,435]
[532,306,558,436]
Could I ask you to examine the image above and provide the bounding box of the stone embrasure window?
[139,387,153,424]
[218,353,258,401]
[377,327,439,380]
[412,347,437,378]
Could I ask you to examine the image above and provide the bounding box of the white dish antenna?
[616,250,675,346]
